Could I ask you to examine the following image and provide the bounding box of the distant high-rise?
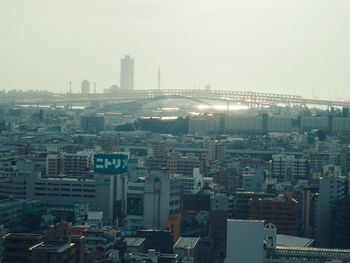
[81,80,90,94]
[120,55,134,91]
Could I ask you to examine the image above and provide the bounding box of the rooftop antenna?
[94,82,96,94]
[69,81,72,94]
[157,67,161,90]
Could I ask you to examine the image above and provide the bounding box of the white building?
[174,168,203,194]
[120,55,134,91]
[81,80,90,94]
[25,172,127,222]
[126,172,181,230]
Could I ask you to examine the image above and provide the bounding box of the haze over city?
[1,0,350,99]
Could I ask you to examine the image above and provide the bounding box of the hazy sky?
[1,0,350,99]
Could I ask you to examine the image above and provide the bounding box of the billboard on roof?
[93,153,129,174]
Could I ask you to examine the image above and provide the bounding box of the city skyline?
[1,0,350,99]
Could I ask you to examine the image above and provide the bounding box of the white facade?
[25,173,127,222]
[126,173,181,230]
[174,168,203,194]
[81,80,90,94]
[120,55,134,91]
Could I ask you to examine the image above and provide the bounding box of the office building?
[146,156,201,176]
[242,168,264,192]
[174,168,203,194]
[316,165,349,247]
[80,114,105,133]
[271,154,310,182]
[81,80,90,94]
[233,191,276,219]
[0,199,24,228]
[188,116,221,135]
[126,173,181,230]
[25,172,127,222]
[226,220,350,263]
[330,197,350,249]
[208,139,225,162]
[148,140,167,159]
[120,55,134,91]
[226,219,265,263]
[46,152,92,177]
[248,196,298,235]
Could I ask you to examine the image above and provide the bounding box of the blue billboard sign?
[93,153,128,174]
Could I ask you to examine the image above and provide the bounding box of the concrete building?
[146,156,201,176]
[173,237,200,263]
[80,114,105,133]
[330,197,350,249]
[226,220,350,263]
[226,219,265,263]
[81,80,90,94]
[300,117,329,132]
[242,168,264,192]
[188,117,221,135]
[210,193,230,256]
[126,173,181,230]
[248,196,298,235]
[316,165,349,247]
[25,172,127,222]
[233,191,276,219]
[271,154,309,182]
[148,140,167,159]
[125,237,146,253]
[128,249,178,263]
[2,233,44,263]
[208,139,225,162]
[120,55,134,91]
[267,116,293,133]
[174,168,203,194]
[46,152,92,177]
[0,199,24,228]
[84,228,116,258]
[225,115,264,133]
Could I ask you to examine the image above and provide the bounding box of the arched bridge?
[9,89,350,108]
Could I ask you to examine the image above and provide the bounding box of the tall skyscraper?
[81,80,90,94]
[120,55,134,91]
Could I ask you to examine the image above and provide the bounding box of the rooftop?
[276,234,314,248]
[29,242,75,253]
[125,237,146,247]
[174,237,200,249]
